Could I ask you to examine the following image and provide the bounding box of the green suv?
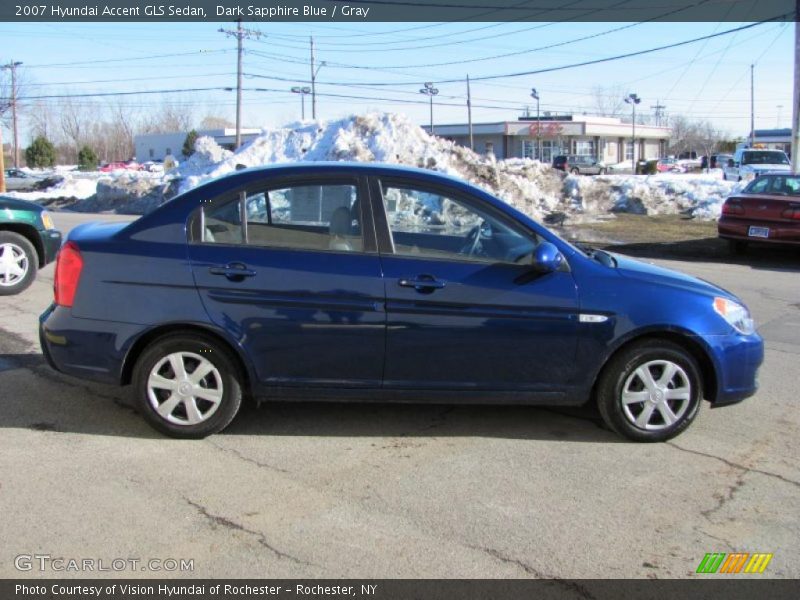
[0,196,62,295]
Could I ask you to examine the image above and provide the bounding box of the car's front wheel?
[570,167,580,175]
[596,340,702,442]
[0,231,38,296]
[132,333,243,438]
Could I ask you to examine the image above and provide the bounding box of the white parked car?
[723,149,790,182]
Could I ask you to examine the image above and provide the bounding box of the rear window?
[744,175,800,196]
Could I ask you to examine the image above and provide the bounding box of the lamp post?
[624,93,641,173]
[530,88,541,161]
[420,82,439,135]
[291,86,312,120]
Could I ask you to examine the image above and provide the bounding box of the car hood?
[0,195,45,213]
[611,253,733,299]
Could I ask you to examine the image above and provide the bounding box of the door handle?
[209,262,256,280]
[398,275,446,293]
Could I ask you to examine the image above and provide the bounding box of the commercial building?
[750,128,791,154]
[134,128,262,162]
[429,115,671,164]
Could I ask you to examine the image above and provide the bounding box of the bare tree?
[591,84,628,118]
[139,98,195,133]
[199,114,235,129]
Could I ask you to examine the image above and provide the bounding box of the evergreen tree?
[182,129,199,158]
[77,145,98,171]
[25,136,57,168]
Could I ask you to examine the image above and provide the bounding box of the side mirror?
[727,159,735,167]
[532,242,564,273]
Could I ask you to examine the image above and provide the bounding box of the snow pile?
[176,113,565,221]
[6,172,98,201]
[565,172,742,220]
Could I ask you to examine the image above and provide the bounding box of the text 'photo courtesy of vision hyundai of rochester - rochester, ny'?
[39,163,763,441]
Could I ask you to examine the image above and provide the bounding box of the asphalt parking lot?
[1,211,798,580]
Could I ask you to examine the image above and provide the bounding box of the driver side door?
[372,177,580,398]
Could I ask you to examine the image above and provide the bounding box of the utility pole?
[420,82,439,135]
[792,0,800,172]
[651,101,666,127]
[1,61,22,168]
[531,88,540,161]
[0,125,5,193]
[750,63,755,148]
[467,75,473,150]
[219,20,262,149]
[625,93,641,173]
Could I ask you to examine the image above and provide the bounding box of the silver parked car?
[3,169,62,192]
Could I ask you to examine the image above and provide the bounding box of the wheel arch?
[120,323,254,394]
[0,223,45,267]
[590,328,719,404]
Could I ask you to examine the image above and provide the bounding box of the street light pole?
[420,82,439,135]
[625,93,641,173]
[531,88,540,161]
[291,86,311,120]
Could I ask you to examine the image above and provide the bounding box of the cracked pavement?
[0,212,798,579]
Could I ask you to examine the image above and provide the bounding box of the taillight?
[54,242,83,307]
[781,205,800,220]
[721,199,744,215]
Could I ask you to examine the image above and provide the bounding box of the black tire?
[596,339,702,442]
[599,168,607,175]
[728,239,748,255]
[132,333,243,438]
[0,230,38,296]
[570,167,580,175]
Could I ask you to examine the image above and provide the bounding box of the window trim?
[370,175,540,265]
[188,173,378,254]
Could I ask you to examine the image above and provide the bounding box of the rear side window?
[198,182,364,253]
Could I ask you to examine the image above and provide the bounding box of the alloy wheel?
[0,242,29,287]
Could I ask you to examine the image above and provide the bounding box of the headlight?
[41,211,55,230]
[713,297,755,335]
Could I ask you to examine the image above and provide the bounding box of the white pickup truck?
[723,149,791,181]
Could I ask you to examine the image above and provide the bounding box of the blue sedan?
[39,163,763,441]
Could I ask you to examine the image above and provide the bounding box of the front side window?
[200,182,363,252]
[380,182,536,264]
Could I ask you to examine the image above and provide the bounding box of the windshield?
[744,175,800,196]
[742,151,790,165]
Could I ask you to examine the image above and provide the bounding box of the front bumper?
[39,228,63,265]
[704,331,764,407]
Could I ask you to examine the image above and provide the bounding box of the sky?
[0,19,794,144]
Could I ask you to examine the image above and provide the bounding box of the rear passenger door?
[187,174,386,388]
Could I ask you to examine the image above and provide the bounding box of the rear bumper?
[704,331,764,407]
[39,303,143,385]
[718,216,800,245]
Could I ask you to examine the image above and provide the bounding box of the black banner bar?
[1,0,797,22]
[3,579,800,600]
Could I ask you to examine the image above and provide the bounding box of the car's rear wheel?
[599,168,607,175]
[0,231,37,296]
[570,167,580,174]
[596,340,702,442]
[132,333,243,438]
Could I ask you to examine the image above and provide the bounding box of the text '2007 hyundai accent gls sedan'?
[39,163,763,441]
